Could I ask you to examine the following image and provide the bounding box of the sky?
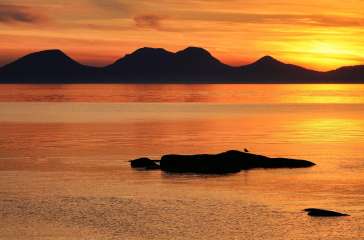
[0,0,364,70]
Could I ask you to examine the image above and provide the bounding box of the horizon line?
[1,46,363,73]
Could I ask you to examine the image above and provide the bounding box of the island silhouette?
[130,150,316,174]
[0,47,363,83]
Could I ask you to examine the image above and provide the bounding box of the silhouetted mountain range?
[0,47,363,83]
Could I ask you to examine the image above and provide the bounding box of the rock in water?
[159,150,315,174]
[160,153,242,174]
[129,157,160,170]
[304,208,349,217]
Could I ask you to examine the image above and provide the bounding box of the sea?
[1,84,364,240]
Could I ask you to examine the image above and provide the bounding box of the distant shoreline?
[1,47,364,83]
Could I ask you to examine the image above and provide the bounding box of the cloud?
[175,11,364,27]
[87,0,130,14]
[0,4,46,24]
[134,14,164,30]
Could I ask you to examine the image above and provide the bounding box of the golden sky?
[1,0,364,70]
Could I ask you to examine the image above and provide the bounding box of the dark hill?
[106,47,174,74]
[173,47,231,73]
[0,49,100,83]
[0,46,363,83]
[234,56,323,83]
[326,65,364,83]
[105,47,233,82]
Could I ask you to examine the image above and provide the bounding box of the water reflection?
[294,118,364,143]
[1,84,364,103]
[1,84,364,240]
[1,103,363,172]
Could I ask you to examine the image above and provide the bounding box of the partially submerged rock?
[160,152,242,174]
[304,208,349,217]
[159,150,315,174]
[129,157,160,170]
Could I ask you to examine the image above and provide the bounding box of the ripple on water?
[1,195,363,240]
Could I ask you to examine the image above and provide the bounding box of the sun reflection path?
[283,84,364,104]
[288,118,364,144]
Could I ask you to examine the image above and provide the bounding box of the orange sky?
[1,0,364,70]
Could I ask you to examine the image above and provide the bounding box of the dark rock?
[160,153,241,174]
[304,208,349,217]
[159,150,315,174]
[129,157,160,170]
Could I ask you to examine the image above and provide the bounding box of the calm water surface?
[1,84,364,240]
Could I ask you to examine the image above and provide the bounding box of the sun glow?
[1,1,364,70]
[310,42,349,56]
[281,38,363,71]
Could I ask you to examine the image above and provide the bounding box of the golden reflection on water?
[1,104,363,172]
[295,118,364,143]
[1,84,364,103]
[1,84,364,240]
[284,84,364,104]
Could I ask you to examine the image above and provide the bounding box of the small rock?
[304,208,349,217]
[129,157,160,170]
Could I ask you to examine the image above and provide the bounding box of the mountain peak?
[14,49,77,64]
[37,49,64,54]
[131,47,172,55]
[176,47,212,57]
[255,55,282,65]
[0,48,84,76]
[27,49,68,58]
[111,47,174,67]
[117,47,173,63]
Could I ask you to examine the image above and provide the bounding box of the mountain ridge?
[0,47,363,83]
